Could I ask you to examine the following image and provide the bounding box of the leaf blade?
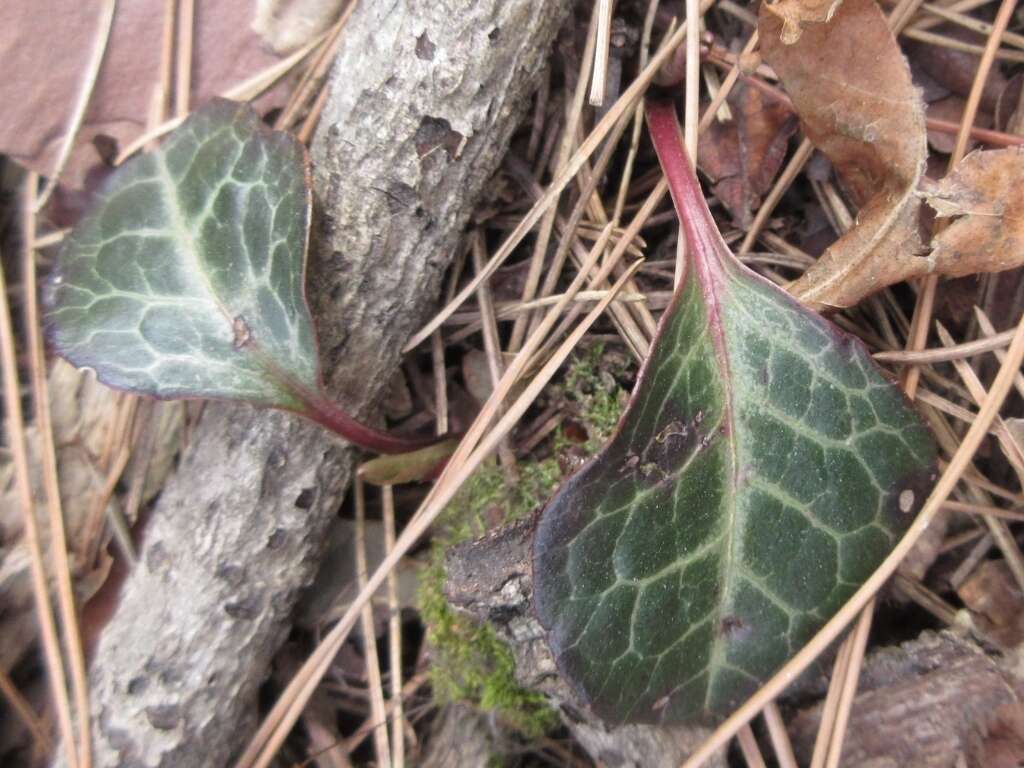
[45,98,319,409]
[532,101,937,726]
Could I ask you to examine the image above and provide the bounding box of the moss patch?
[562,342,630,450]
[419,462,559,739]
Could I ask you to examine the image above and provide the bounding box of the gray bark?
[445,519,728,768]
[71,0,570,765]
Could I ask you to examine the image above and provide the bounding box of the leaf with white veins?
[531,101,937,726]
[46,99,317,409]
[46,99,447,457]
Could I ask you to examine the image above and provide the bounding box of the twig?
[918,2,1024,50]
[677,0,701,288]
[762,702,798,768]
[824,603,873,768]
[472,234,518,473]
[736,726,767,768]
[175,0,194,117]
[974,308,1024,400]
[0,665,52,756]
[874,327,1016,363]
[158,0,177,120]
[509,4,599,353]
[900,27,1024,62]
[238,250,641,768]
[274,0,358,130]
[114,34,327,164]
[612,0,662,224]
[809,631,852,768]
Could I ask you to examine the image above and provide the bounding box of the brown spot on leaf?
[232,315,251,349]
[720,615,746,638]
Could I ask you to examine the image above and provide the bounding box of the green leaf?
[46,98,318,410]
[531,101,937,726]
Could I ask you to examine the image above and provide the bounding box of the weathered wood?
[790,631,1024,767]
[69,1,570,764]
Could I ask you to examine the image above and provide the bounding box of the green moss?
[419,464,559,739]
[417,346,629,740]
[563,343,629,450]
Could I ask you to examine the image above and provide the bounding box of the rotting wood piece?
[64,1,572,765]
[790,630,1024,767]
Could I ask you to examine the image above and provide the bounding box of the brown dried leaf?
[252,0,344,54]
[906,30,1008,113]
[957,560,1024,650]
[995,73,1024,134]
[762,0,844,44]
[0,0,290,189]
[926,95,989,155]
[697,81,798,227]
[925,148,1024,277]
[760,0,929,310]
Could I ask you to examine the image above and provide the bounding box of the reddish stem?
[645,99,736,283]
[262,361,442,454]
[298,392,442,454]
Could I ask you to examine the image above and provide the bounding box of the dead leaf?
[252,0,345,54]
[995,73,1024,134]
[925,147,1024,277]
[957,560,1024,650]
[927,95,990,155]
[762,0,844,44]
[906,30,1008,114]
[697,81,799,227]
[760,0,929,311]
[0,1,291,190]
